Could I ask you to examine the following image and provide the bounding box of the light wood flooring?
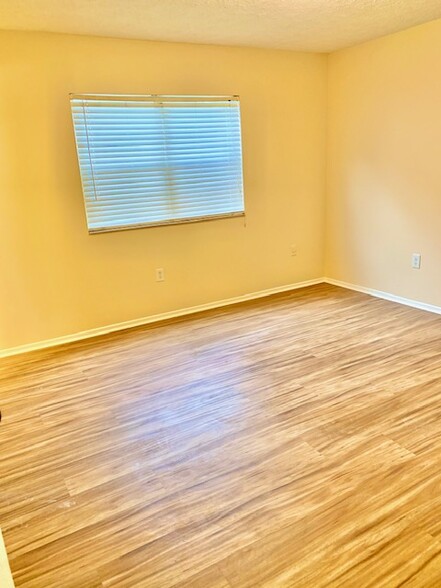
[2,283,441,587]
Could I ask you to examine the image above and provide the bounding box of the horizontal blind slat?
[85,191,242,208]
[82,179,240,197]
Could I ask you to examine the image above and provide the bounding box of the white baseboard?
[324,277,441,316]
[0,529,14,588]
[0,278,323,359]
[4,277,440,360]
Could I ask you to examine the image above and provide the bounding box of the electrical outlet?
[290,244,297,257]
[411,253,421,270]
[155,268,165,282]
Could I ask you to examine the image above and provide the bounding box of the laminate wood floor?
[2,284,441,587]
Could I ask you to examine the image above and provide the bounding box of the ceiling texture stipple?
[0,0,441,53]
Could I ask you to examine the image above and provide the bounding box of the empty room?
[2,0,441,586]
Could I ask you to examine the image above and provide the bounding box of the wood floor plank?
[170,565,231,588]
[2,284,441,586]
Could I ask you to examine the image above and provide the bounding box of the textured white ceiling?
[1,0,441,53]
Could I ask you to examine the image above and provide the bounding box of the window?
[70,94,245,233]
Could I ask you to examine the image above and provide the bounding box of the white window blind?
[70,94,245,233]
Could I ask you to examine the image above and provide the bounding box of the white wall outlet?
[155,268,165,282]
[411,253,421,269]
[290,244,297,257]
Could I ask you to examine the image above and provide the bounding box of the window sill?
[88,211,245,234]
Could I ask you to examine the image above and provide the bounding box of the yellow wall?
[0,31,327,351]
[326,19,441,305]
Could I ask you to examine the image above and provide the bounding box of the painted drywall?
[0,30,327,351]
[326,18,441,306]
[0,530,14,588]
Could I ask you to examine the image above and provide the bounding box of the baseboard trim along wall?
[324,277,441,316]
[0,529,14,588]
[3,277,441,360]
[0,278,323,359]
